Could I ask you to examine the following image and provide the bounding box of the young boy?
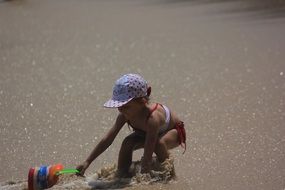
[76,73,186,177]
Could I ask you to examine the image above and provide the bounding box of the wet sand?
[0,0,285,189]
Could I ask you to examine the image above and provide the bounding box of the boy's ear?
[147,86,151,97]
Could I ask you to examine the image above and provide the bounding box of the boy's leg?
[155,129,179,162]
[117,132,144,176]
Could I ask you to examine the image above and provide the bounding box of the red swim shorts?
[175,121,186,154]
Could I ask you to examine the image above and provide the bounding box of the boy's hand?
[76,161,90,176]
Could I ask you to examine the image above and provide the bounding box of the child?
[76,73,186,177]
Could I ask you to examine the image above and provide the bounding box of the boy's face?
[118,99,144,119]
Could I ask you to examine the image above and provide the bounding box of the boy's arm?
[85,113,126,164]
[141,117,161,173]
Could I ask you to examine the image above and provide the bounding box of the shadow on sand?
[2,0,284,19]
[156,0,285,19]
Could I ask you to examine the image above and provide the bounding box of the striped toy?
[28,164,79,190]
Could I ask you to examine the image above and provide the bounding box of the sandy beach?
[0,0,285,189]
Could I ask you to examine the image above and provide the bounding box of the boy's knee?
[155,139,167,151]
[158,138,166,146]
[122,136,131,146]
[121,135,137,148]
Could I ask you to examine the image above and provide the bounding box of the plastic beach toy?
[28,164,79,190]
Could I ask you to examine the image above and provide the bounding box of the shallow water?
[0,0,285,190]
[0,158,176,189]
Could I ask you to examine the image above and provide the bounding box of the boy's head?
[104,73,151,108]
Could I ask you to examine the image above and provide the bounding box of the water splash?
[87,156,176,189]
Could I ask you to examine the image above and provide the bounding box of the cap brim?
[103,98,133,108]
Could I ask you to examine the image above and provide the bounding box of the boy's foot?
[115,170,133,178]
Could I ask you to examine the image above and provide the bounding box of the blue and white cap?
[104,74,148,108]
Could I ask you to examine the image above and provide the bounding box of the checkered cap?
[104,74,148,108]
